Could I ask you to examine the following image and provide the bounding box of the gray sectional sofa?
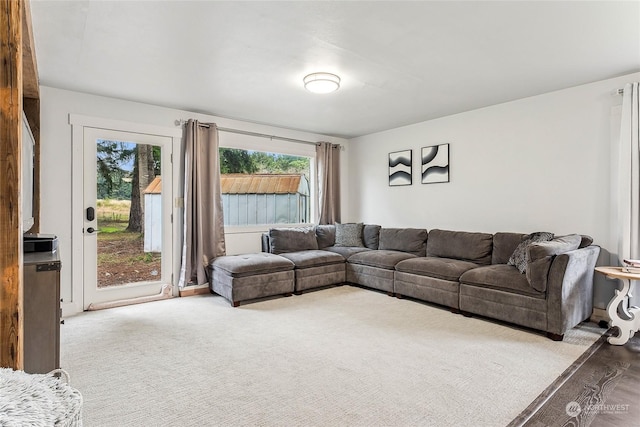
[210,223,599,341]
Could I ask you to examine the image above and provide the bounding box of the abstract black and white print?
[421,144,449,184]
[389,150,412,186]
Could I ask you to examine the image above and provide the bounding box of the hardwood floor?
[510,327,640,427]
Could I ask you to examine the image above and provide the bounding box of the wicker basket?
[0,367,83,426]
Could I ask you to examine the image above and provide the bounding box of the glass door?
[83,127,173,309]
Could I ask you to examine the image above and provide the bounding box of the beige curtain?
[316,142,341,224]
[178,120,226,287]
[616,82,640,305]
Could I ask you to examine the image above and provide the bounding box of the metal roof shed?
[143,176,162,253]
[221,174,310,226]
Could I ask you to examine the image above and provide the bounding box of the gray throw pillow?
[527,234,582,262]
[507,231,554,273]
[335,223,364,247]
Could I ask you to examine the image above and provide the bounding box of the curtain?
[316,142,341,224]
[178,120,226,287]
[616,82,640,266]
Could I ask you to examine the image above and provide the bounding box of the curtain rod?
[175,119,319,146]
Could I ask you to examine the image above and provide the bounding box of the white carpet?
[60,286,601,426]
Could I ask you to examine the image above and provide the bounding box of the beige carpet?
[60,286,601,426]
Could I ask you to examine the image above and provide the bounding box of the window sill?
[224,223,313,235]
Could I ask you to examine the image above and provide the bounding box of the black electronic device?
[23,234,58,253]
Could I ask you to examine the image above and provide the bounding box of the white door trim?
[67,114,183,316]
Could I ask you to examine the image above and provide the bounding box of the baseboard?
[179,285,210,297]
[590,307,608,325]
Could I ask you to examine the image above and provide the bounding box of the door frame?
[69,114,183,315]
[83,127,172,309]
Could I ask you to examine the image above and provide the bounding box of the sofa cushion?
[395,257,479,282]
[315,225,336,248]
[363,224,381,249]
[426,229,493,265]
[459,264,545,298]
[348,250,417,270]
[525,234,582,292]
[269,227,318,255]
[507,232,554,273]
[279,250,345,269]
[579,235,594,248]
[325,246,371,259]
[335,223,365,247]
[212,253,295,278]
[491,232,527,265]
[378,228,428,256]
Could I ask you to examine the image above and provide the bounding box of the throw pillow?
[507,231,554,274]
[334,223,365,247]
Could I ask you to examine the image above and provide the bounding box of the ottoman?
[278,250,346,293]
[210,253,295,307]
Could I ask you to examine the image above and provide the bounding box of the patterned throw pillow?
[334,223,365,247]
[507,232,554,273]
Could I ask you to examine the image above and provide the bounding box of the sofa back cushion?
[315,225,336,248]
[363,224,381,249]
[427,229,493,265]
[268,227,318,254]
[491,232,527,264]
[578,235,594,248]
[526,234,582,292]
[378,228,428,256]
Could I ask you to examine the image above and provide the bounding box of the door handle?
[87,207,95,221]
[86,227,98,234]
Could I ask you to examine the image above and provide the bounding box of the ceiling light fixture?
[303,72,341,94]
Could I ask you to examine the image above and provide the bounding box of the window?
[219,148,312,226]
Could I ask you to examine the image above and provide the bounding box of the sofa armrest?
[546,245,600,335]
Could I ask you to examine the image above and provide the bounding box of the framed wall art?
[388,150,412,186]
[421,144,449,184]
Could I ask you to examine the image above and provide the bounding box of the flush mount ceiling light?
[303,72,341,94]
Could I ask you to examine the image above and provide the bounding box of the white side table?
[595,266,640,345]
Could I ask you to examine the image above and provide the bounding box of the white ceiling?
[30,1,640,139]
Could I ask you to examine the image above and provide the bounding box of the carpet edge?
[506,328,608,427]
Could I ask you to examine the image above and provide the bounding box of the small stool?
[210,253,295,307]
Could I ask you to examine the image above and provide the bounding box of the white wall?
[39,86,348,316]
[347,72,640,309]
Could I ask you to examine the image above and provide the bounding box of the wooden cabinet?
[23,251,60,374]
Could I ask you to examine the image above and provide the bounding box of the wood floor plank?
[512,328,640,427]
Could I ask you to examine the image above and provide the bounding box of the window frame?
[218,132,316,233]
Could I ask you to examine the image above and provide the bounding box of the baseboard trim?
[179,285,210,297]
[590,307,608,324]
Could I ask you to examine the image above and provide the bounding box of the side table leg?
[606,279,640,345]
